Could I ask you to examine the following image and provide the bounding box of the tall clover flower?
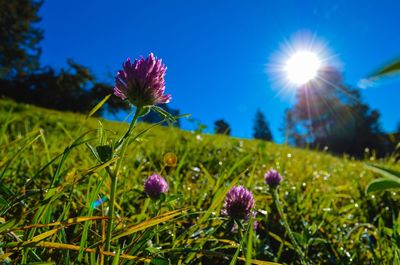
[144,174,169,199]
[222,186,255,220]
[104,53,172,256]
[114,53,172,107]
[265,169,308,264]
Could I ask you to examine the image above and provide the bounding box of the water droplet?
[191,167,201,172]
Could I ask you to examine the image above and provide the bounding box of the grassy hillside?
[0,98,399,264]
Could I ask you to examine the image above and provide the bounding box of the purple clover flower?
[114,53,171,107]
[144,174,168,199]
[264,169,282,188]
[221,186,255,220]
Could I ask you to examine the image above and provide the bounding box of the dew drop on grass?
[347,214,354,220]
[258,209,268,215]
[191,167,200,172]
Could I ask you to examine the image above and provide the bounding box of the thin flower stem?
[104,166,116,253]
[272,189,308,265]
[104,106,142,255]
[115,106,143,150]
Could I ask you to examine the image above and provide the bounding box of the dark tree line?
[0,60,128,115]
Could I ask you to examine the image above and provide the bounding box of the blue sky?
[38,0,399,141]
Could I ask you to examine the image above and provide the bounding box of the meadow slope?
[0,99,399,264]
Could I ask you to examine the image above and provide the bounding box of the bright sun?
[285,51,321,85]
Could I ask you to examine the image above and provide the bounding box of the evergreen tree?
[253,109,273,141]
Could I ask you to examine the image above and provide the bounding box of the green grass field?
[0,98,399,264]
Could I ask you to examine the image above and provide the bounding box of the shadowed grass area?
[0,98,399,264]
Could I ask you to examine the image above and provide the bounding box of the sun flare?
[285,51,321,85]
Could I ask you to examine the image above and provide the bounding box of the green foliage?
[366,164,400,194]
[0,99,399,264]
[368,59,400,79]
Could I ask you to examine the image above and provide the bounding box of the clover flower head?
[144,173,168,199]
[264,169,283,187]
[114,53,171,107]
[221,186,255,220]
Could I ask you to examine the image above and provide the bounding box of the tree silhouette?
[283,66,384,156]
[253,109,273,141]
[214,119,231,135]
[0,0,43,79]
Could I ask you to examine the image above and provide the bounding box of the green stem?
[105,166,117,253]
[155,203,160,245]
[115,106,143,150]
[272,189,308,265]
[104,106,142,256]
